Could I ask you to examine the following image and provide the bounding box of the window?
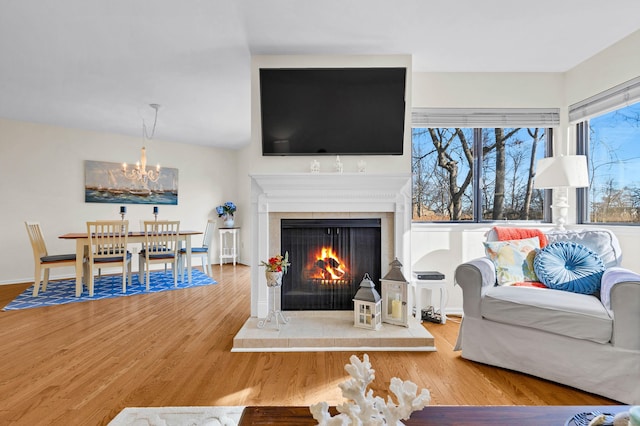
[411,109,557,222]
[412,128,474,221]
[576,102,640,224]
[571,77,640,225]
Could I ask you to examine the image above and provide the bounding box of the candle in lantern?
[391,296,402,319]
[120,206,126,214]
[153,206,159,215]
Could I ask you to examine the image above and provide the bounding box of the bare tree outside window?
[412,127,546,222]
[584,101,640,223]
[412,128,474,221]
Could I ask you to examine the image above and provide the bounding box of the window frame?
[576,111,640,226]
[576,121,589,224]
[571,76,640,226]
[411,125,554,224]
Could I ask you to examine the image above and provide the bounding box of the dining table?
[59,230,202,297]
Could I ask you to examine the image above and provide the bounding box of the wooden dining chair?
[86,220,132,296]
[139,220,180,290]
[25,221,78,296]
[179,219,215,280]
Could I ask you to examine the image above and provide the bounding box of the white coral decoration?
[310,354,431,425]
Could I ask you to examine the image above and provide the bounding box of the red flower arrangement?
[260,252,290,273]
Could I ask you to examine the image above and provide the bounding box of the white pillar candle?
[391,298,402,319]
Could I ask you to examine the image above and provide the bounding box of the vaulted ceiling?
[1,1,639,149]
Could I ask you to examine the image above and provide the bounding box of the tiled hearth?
[232,311,435,352]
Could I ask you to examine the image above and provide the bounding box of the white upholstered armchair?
[454,227,640,404]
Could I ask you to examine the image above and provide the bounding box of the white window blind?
[569,76,640,123]
[412,108,560,128]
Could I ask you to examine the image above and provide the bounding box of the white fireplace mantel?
[250,173,412,318]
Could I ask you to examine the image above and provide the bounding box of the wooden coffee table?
[239,405,629,425]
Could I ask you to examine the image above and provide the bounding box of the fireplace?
[281,219,381,311]
[250,173,411,318]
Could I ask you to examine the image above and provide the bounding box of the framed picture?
[84,160,179,205]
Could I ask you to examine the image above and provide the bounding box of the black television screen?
[260,67,406,156]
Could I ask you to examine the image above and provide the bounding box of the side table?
[412,276,448,324]
[219,227,239,265]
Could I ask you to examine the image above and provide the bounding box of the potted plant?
[260,252,290,287]
[216,201,236,227]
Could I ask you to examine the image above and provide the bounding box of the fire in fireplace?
[281,218,381,311]
[308,246,348,283]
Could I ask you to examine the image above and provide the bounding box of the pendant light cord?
[143,104,160,141]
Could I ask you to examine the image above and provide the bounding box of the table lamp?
[534,155,589,230]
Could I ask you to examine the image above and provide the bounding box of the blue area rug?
[4,269,217,311]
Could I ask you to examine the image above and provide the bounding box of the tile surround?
[268,211,394,268]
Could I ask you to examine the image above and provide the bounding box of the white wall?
[0,118,238,284]
[413,72,565,108]
[565,29,640,105]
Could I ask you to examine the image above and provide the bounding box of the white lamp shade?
[534,155,589,189]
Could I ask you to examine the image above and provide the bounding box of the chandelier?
[122,103,161,184]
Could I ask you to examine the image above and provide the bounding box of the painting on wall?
[84,160,179,205]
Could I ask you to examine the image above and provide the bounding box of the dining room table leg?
[75,238,85,296]
[186,235,193,284]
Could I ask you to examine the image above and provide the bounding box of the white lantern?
[353,273,382,330]
[381,258,409,327]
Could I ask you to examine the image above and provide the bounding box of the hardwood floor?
[0,265,616,425]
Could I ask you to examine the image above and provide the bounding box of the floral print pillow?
[484,236,540,286]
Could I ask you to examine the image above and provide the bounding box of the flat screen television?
[260,67,406,156]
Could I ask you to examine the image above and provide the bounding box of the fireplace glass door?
[281,219,381,311]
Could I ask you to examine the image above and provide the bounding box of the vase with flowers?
[216,201,236,227]
[260,252,290,287]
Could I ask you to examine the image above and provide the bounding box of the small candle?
[391,298,402,319]
[120,206,126,214]
[153,206,159,215]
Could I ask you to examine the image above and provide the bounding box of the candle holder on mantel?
[380,258,409,327]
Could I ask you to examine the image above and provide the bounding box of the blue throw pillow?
[533,242,605,295]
